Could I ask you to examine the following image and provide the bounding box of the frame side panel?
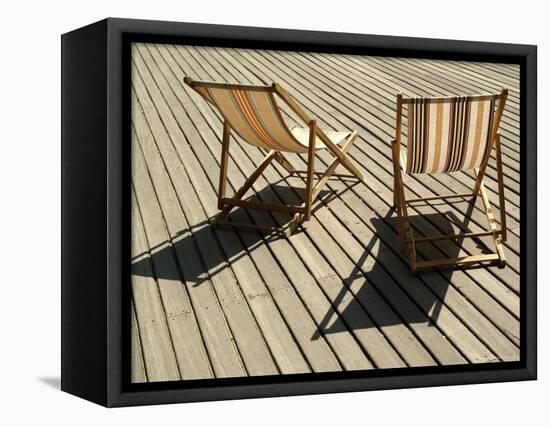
[523,46,537,378]
[61,19,108,406]
[106,18,127,407]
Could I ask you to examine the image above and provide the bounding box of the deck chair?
[184,77,363,234]
[391,89,508,272]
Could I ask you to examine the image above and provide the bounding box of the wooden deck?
[130,42,521,383]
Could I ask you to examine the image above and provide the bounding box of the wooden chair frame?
[185,78,363,235]
[391,89,509,272]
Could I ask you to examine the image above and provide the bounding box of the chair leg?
[396,174,409,253]
[394,178,405,252]
[391,140,399,210]
[290,129,359,232]
[393,178,398,210]
[305,120,316,220]
[390,139,406,252]
[393,166,417,270]
[475,169,506,266]
[310,131,360,203]
[400,186,417,271]
[495,134,507,243]
[218,121,231,210]
[216,150,277,220]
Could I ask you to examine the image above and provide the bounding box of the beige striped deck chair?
[391,89,508,272]
[184,77,363,234]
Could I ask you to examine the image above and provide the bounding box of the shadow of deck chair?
[184,77,363,235]
[391,89,509,272]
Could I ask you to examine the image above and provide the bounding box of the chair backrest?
[396,90,507,174]
[184,77,308,153]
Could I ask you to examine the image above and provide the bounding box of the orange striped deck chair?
[391,89,508,272]
[184,77,363,234]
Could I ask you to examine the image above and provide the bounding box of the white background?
[0,0,546,423]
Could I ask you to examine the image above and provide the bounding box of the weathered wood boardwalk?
[130,42,520,382]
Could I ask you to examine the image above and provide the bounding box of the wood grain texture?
[130,43,521,382]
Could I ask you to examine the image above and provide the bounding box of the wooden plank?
[133,44,314,374]
[322,52,521,190]
[431,59,521,93]
[326,52,522,199]
[132,76,254,379]
[309,182,503,363]
[395,58,520,103]
[382,58,521,182]
[308,144,520,345]
[293,50,521,206]
[164,43,407,369]
[338,53,521,160]
[130,188,181,382]
[384,57,520,107]
[132,68,290,377]
[253,47,522,276]
[322,170,520,360]
[276,156,514,362]
[233,45,520,342]
[231,47,520,301]
[187,45,472,368]
[364,55,520,151]
[218,45,520,360]
[313,51,521,164]
[466,61,520,83]
[160,44,376,372]
[256,48,524,250]
[133,129,235,379]
[140,42,359,373]
[130,41,523,379]
[131,301,148,383]
[338,56,519,186]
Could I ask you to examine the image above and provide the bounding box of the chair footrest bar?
[292,170,359,179]
[406,230,499,244]
[220,198,306,214]
[415,253,501,270]
[406,192,475,204]
[213,219,288,236]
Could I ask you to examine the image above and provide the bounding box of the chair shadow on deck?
[131,179,492,344]
[131,180,350,285]
[314,204,490,339]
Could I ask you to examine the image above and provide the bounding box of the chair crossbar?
[214,219,288,236]
[292,170,357,179]
[220,198,306,214]
[415,254,501,270]
[406,192,475,204]
[405,230,498,244]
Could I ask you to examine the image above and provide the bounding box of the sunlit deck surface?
[130,42,520,383]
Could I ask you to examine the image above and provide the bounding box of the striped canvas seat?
[401,95,499,174]
[191,82,340,153]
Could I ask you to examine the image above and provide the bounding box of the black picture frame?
[61,17,537,407]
